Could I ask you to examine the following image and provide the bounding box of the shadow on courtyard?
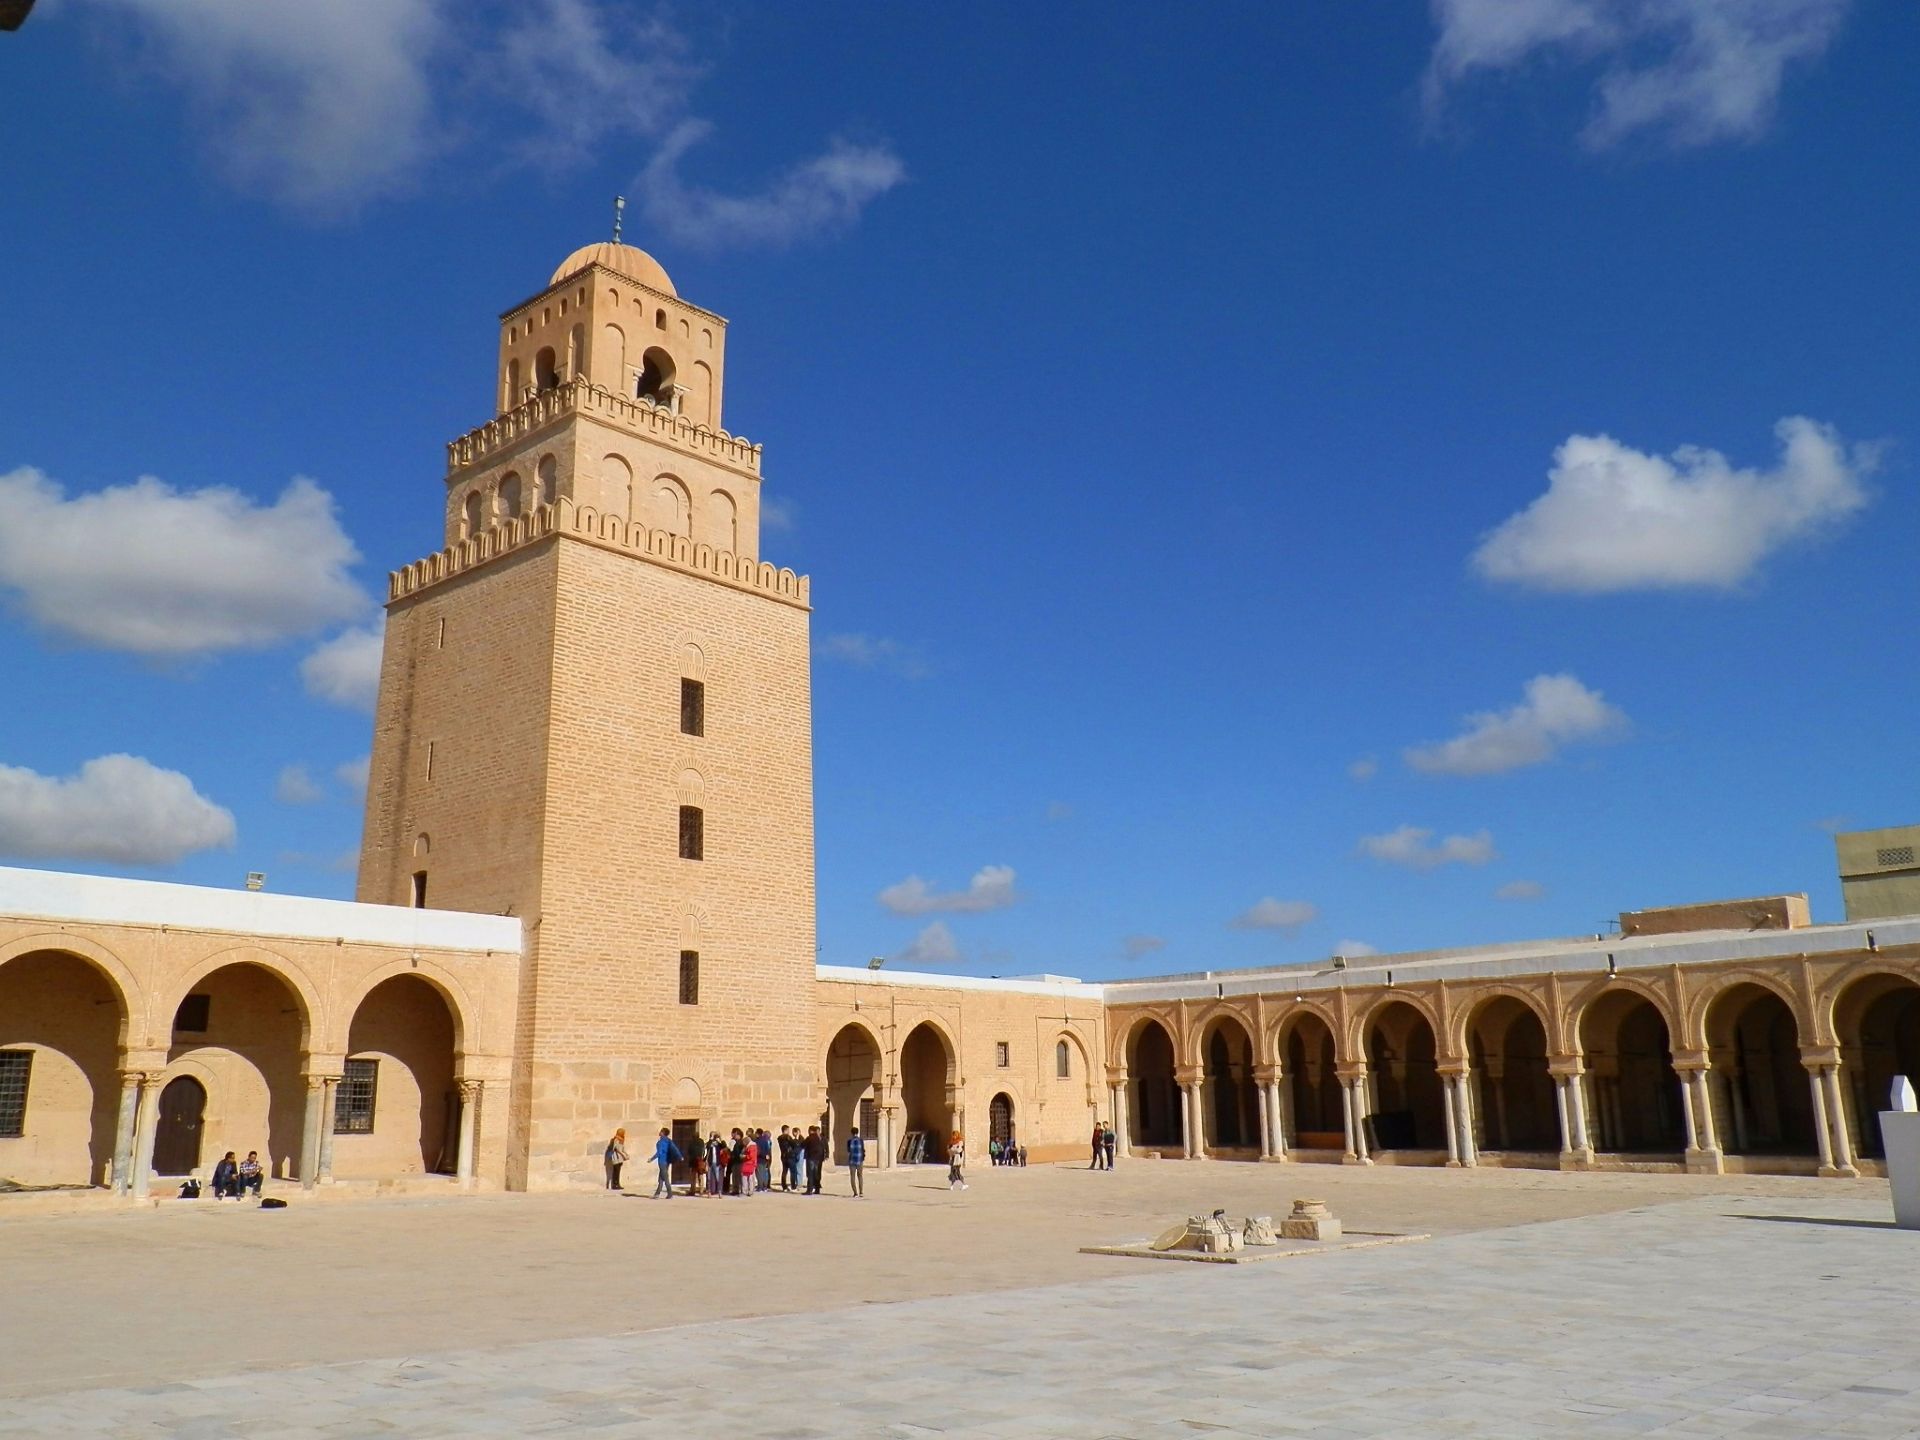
[1729,1213,1904,1230]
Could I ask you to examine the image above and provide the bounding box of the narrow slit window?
[678,805,703,860]
[680,677,705,737]
[411,871,428,908]
[679,950,700,1005]
[1056,1039,1071,1078]
[995,1042,1010,1068]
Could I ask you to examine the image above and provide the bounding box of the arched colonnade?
[1103,957,1920,1176]
[0,933,506,1196]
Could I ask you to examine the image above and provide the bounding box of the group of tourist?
[987,1137,1027,1166]
[1088,1123,1118,1169]
[605,1124,869,1198]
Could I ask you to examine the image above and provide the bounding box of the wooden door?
[152,1076,206,1176]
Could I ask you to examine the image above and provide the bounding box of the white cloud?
[76,0,902,233]
[760,496,797,533]
[640,122,906,251]
[1335,939,1379,958]
[890,921,959,969]
[0,754,235,865]
[1405,674,1628,777]
[879,865,1017,916]
[1230,898,1319,932]
[81,0,445,214]
[336,756,371,796]
[1472,418,1871,593]
[0,469,368,656]
[1497,879,1547,900]
[815,633,929,679]
[1348,757,1379,782]
[1360,825,1497,870]
[1045,801,1074,823]
[274,765,323,805]
[1122,934,1166,960]
[1424,0,1851,149]
[301,620,386,712]
[279,847,360,875]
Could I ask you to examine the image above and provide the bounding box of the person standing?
[755,1128,773,1191]
[651,1127,683,1198]
[605,1129,629,1190]
[846,1126,866,1196]
[776,1125,796,1192]
[707,1132,727,1196]
[727,1128,747,1196]
[1102,1122,1117,1170]
[738,1131,757,1198]
[947,1131,967,1191]
[803,1125,826,1194]
[1089,1122,1105,1169]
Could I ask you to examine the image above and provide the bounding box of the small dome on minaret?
[548,242,675,296]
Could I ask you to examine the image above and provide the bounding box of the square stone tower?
[358,241,818,1189]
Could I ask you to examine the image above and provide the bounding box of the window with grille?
[679,950,700,1005]
[1056,1039,1071,1078]
[860,1098,878,1140]
[0,1051,30,1138]
[173,993,212,1034]
[678,805,704,860]
[681,678,705,737]
[1877,846,1915,868]
[995,1041,1010,1068]
[333,1059,378,1134]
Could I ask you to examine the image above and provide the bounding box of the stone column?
[130,1075,162,1199]
[1823,1066,1858,1177]
[1568,1071,1593,1157]
[299,1075,326,1190]
[1269,1077,1289,1160]
[1252,1067,1275,1159]
[1113,1082,1132,1157]
[318,1077,339,1181]
[1682,1065,1723,1173]
[1348,1079,1372,1164]
[456,1079,483,1185]
[1453,1074,1479,1167]
[1808,1066,1836,1173]
[1441,1074,1461,1166]
[111,1071,142,1195]
[1677,1071,1699,1153]
[1338,1076,1357,1161]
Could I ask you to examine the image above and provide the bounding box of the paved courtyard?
[1,1163,1915,1436]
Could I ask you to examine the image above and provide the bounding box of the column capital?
[1798,1045,1840,1070]
[458,1078,486,1101]
[1173,1066,1201,1086]
[1252,1065,1279,1085]
[1436,1059,1470,1079]
[1547,1059,1586,1080]
[1670,1051,1709,1073]
[1333,1062,1369,1082]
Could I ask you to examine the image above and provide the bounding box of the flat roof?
[1100,914,1920,1003]
[816,964,1102,999]
[0,865,522,953]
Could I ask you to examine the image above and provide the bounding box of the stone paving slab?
[3,1193,1918,1437]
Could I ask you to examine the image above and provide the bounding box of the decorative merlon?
[445,378,762,477]
[387,497,810,610]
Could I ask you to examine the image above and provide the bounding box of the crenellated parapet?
[387,496,809,609]
[446,379,762,477]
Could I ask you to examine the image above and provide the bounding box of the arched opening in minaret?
[497,473,523,522]
[463,491,485,538]
[535,346,559,391]
[637,347,676,407]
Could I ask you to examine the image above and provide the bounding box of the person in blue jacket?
[845,1126,866,1196]
[651,1127,684,1198]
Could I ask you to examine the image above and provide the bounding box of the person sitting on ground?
[237,1150,264,1197]
[210,1151,241,1200]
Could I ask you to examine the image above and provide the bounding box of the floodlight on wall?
[245,872,266,892]
[867,956,886,971]
[1331,955,1348,970]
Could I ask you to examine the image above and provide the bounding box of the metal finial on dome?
[612,195,625,245]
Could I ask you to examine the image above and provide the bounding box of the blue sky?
[0,1,1914,978]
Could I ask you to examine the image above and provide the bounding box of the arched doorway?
[989,1092,1015,1153]
[1127,1020,1180,1150]
[1284,1013,1342,1151]
[1580,991,1683,1154]
[826,1023,879,1165]
[1835,974,1920,1158]
[166,961,308,1179]
[1468,997,1557,1152]
[1704,984,1815,1156]
[898,1022,953,1162]
[1366,1002,1446,1151]
[1200,1016,1256,1151]
[153,1075,207,1177]
[0,949,126,1187]
[337,975,459,1178]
